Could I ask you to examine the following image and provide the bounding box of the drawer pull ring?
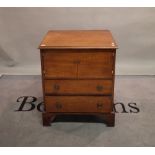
[97,103,103,109]
[53,84,60,91]
[55,102,62,109]
[96,85,103,91]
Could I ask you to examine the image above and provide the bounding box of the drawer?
[45,96,112,113]
[43,51,114,79]
[44,80,113,95]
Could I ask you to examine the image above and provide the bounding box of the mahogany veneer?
[39,30,118,127]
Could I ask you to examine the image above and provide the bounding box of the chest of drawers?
[39,30,118,127]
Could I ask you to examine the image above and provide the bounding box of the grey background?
[0,8,155,75]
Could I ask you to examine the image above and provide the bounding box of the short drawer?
[45,96,112,113]
[44,80,113,95]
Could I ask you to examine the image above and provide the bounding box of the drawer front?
[43,51,114,79]
[44,80,113,95]
[45,96,112,113]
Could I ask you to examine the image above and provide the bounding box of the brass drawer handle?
[96,85,103,91]
[53,84,60,91]
[55,102,62,109]
[97,103,103,109]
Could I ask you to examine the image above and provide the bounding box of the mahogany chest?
[39,30,118,126]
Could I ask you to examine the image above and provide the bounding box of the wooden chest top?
[39,30,118,49]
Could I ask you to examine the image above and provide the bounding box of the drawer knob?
[53,84,60,91]
[96,85,103,91]
[97,103,103,109]
[55,102,62,109]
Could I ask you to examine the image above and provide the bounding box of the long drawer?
[45,96,112,113]
[44,79,113,95]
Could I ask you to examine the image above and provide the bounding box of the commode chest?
[39,30,118,126]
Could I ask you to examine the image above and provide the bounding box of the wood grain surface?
[44,79,113,95]
[45,96,112,113]
[43,51,114,79]
[39,30,118,49]
[39,30,117,126]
